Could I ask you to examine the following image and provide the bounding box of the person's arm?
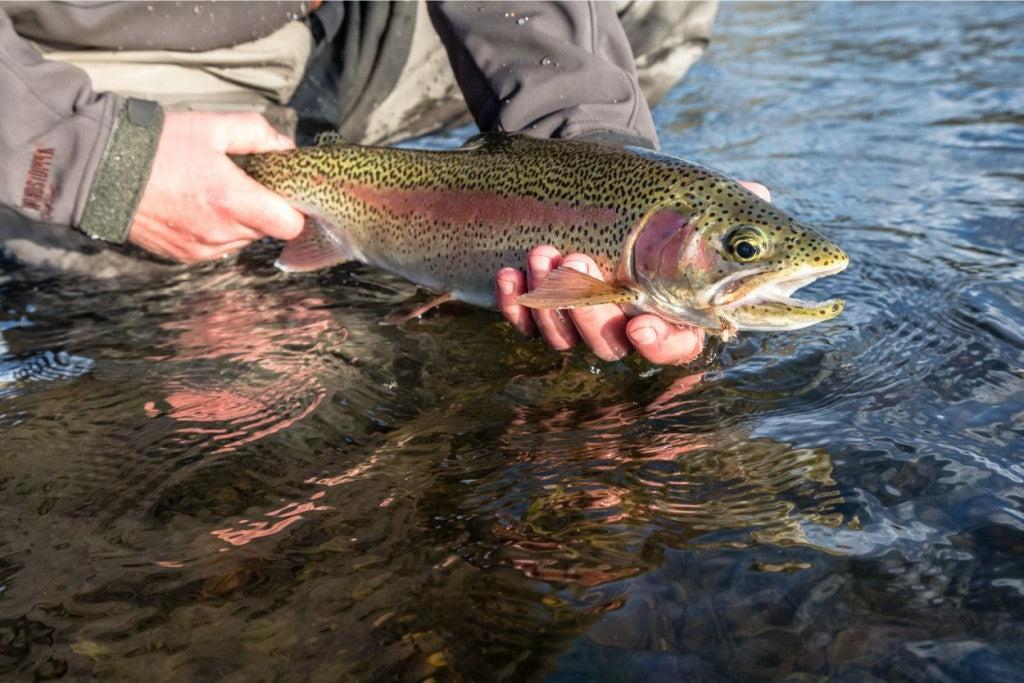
[0,11,303,262]
[429,1,716,364]
[0,10,155,242]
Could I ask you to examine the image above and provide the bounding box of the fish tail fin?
[276,215,356,272]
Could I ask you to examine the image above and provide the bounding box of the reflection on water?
[143,276,335,454]
[2,1,1024,680]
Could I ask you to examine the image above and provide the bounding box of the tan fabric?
[361,1,467,145]
[618,0,718,107]
[40,19,312,115]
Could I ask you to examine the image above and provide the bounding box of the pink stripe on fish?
[341,182,623,229]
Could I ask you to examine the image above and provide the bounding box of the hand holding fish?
[497,247,705,364]
[129,112,305,263]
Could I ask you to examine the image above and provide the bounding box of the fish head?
[627,177,849,336]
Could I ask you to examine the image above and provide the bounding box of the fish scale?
[240,133,848,339]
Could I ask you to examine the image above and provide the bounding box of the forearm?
[0,11,162,242]
[428,1,658,149]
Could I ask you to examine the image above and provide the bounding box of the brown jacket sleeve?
[0,10,162,243]
[428,1,658,149]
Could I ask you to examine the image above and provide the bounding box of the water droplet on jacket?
[540,57,551,66]
[192,5,201,15]
[516,16,529,25]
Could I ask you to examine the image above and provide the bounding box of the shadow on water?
[2,1,1024,680]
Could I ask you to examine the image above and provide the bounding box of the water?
[2,2,1023,680]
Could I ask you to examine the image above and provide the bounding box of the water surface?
[2,2,1023,680]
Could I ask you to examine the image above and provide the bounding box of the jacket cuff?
[79,98,164,244]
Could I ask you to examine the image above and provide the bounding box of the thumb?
[220,113,296,154]
[627,315,705,365]
[738,181,771,203]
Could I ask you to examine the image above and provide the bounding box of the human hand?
[496,181,771,365]
[129,112,305,263]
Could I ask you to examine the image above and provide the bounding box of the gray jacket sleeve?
[0,10,162,243]
[428,1,658,149]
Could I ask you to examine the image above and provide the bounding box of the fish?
[239,132,848,340]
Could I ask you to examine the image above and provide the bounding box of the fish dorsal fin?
[276,215,354,273]
[460,131,536,151]
[314,130,349,147]
[518,267,638,309]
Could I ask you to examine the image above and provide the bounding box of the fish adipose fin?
[518,267,637,309]
[381,292,456,325]
[276,215,354,272]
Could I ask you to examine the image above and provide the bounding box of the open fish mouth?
[709,262,848,330]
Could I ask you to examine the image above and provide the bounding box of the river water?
[1,2,1022,680]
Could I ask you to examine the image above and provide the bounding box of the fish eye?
[726,227,766,263]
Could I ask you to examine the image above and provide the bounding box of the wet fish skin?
[241,133,848,338]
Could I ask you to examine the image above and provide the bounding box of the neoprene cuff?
[79,98,164,244]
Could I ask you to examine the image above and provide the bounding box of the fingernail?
[629,324,658,347]
[563,259,587,273]
[498,277,515,296]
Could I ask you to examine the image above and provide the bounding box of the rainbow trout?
[241,133,848,340]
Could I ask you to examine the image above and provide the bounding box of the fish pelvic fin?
[517,267,638,309]
[381,292,456,325]
[276,215,355,272]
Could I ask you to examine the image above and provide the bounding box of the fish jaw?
[709,259,849,331]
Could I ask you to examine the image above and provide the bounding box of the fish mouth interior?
[711,262,847,312]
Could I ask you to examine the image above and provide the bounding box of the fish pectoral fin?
[517,267,637,309]
[381,292,456,325]
[276,215,354,273]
